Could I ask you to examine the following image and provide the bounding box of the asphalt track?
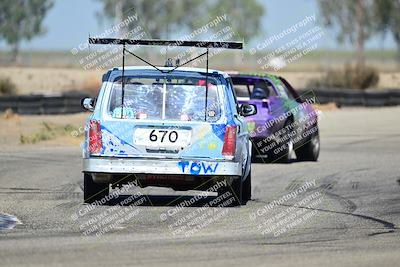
[0,107,399,267]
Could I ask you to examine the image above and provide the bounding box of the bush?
[81,76,101,97]
[308,65,379,90]
[2,108,17,120]
[0,77,17,95]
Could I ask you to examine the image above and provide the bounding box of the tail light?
[222,125,237,159]
[89,120,102,154]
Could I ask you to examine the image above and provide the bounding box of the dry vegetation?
[0,76,17,95]
[0,67,103,95]
[0,66,399,94]
[0,110,87,149]
[307,65,380,89]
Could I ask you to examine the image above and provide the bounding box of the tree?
[200,0,265,43]
[97,0,265,66]
[0,0,53,62]
[197,0,265,65]
[97,0,264,42]
[317,0,375,68]
[97,0,192,39]
[373,0,400,61]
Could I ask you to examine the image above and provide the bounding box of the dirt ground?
[0,67,103,95]
[0,112,87,149]
[1,107,399,267]
[1,67,400,95]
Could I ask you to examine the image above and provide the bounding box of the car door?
[276,77,307,143]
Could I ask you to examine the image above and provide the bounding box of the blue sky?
[0,0,396,51]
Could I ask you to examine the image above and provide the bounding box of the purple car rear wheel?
[295,128,320,161]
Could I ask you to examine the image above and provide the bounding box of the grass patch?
[20,121,83,144]
[307,64,379,89]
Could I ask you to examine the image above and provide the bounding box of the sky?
[0,0,396,51]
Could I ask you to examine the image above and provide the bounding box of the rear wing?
[89,37,243,120]
[88,38,243,49]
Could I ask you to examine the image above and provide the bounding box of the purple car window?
[231,77,277,99]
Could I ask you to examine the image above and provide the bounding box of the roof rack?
[88,37,243,120]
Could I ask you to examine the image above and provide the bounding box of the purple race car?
[230,73,320,162]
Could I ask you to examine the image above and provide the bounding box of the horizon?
[0,0,397,52]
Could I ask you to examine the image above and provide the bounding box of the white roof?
[110,66,229,77]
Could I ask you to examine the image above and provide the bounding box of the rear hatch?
[98,120,228,159]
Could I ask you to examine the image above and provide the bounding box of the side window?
[275,84,290,99]
[233,84,250,97]
[280,77,302,102]
[253,79,277,98]
[276,81,298,101]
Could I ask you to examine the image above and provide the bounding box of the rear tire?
[242,170,251,204]
[218,172,251,206]
[218,177,242,207]
[229,177,243,206]
[84,173,110,204]
[271,120,293,163]
[295,128,320,161]
[274,140,292,163]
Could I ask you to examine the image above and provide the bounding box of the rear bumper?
[83,157,242,176]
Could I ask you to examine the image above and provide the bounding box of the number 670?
[149,130,178,143]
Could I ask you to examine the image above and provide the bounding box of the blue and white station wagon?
[81,38,256,206]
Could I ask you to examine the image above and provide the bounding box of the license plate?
[134,128,191,148]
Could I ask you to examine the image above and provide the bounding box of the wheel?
[84,173,110,204]
[218,177,242,206]
[295,128,320,161]
[242,148,252,204]
[229,177,243,206]
[218,173,251,206]
[242,170,251,204]
[273,140,292,162]
[271,120,293,163]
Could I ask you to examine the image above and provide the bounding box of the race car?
[81,64,257,206]
[229,73,320,163]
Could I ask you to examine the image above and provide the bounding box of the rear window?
[108,74,222,122]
